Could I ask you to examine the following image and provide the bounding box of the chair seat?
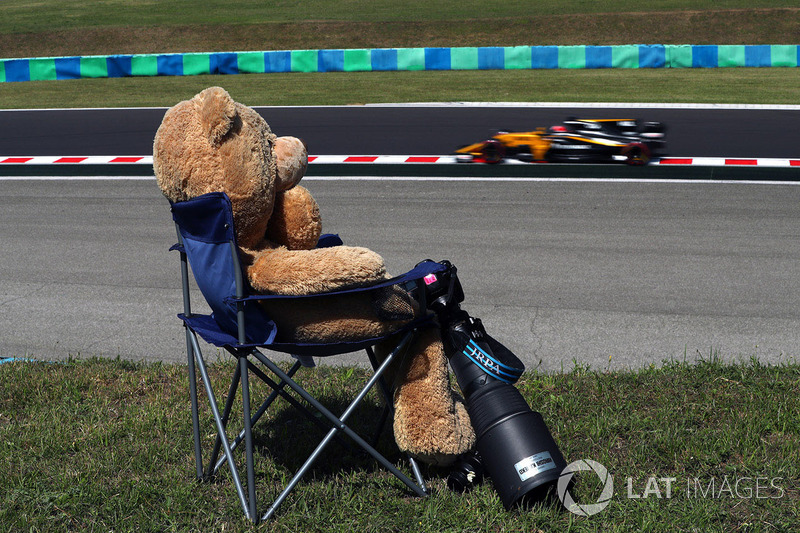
[180,311,435,356]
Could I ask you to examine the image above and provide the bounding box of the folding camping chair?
[169,191,445,523]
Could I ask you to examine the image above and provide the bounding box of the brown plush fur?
[153,87,474,465]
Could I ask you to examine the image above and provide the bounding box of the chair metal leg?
[188,332,254,522]
[186,329,203,481]
[206,363,241,478]
[239,354,257,522]
[212,359,304,475]
[245,360,343,443]
[255,332,428,521]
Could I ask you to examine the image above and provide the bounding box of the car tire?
[481,139,506,164]
[622,142,651,166]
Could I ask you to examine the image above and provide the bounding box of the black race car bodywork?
[454,118,667,165]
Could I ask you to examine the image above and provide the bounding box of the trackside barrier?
[2,45,799,82]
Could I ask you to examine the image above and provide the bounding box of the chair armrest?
[225,259,448,304]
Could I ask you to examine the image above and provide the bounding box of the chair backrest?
[171,192,277,345]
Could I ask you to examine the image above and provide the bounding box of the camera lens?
[467,383,566,509]
[419,260,568,510]
[446,451,485,493]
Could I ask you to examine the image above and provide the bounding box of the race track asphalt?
[1,104,799,369]
[2,175,799,371]
[2,104,799,158]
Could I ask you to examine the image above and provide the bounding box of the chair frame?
[172,206,435,523]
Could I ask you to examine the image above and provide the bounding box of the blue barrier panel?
[478,47,505,70]
[745,45,771,67]
[157,54,183,76]
[56,57,81,80]
[371,48,398,71]
[106,55,133,78]
[211,53,239,75]
[639,45,666,68]
[586,46,613,68]
[531,46,558,69]
[264,51,291,73]
[5,59,30,82]
[424,47,450,70]
[318,49,344,72]
[692,45,718,68]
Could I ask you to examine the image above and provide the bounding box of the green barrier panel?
[397,48,425,71]
[183,53,211,75]
[718,45,745,67]
[451,47,478,70]
[29,58,57,81]
[344,49,371,71]
[131,55,158,76]
[291,50,317,72]
[558,46,586,69]
[772,45,798,67]
[504,46,532,69]
[0,61,4,82]
[612,45,639,68]
[666,45,692,68]
[238,51,265,73]
[80,55,108,78]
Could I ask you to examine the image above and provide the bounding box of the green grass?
[2,2,798,58]
[1,355,797,531]
[1,1,799,108]
[2,68,800,109]
[2,1,796,33]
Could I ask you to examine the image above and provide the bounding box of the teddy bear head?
[153,86,317,251]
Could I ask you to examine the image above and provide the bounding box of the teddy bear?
[153,86,474,466]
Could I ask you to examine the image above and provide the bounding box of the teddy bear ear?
[195,86,237,146]
[274,136,309,191]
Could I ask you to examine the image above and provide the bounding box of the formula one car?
[454,118,666,165]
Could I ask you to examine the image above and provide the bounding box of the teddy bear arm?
[248,245,389,296]
[267,185,322,250]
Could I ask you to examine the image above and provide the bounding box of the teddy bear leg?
[386,327,476,467]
